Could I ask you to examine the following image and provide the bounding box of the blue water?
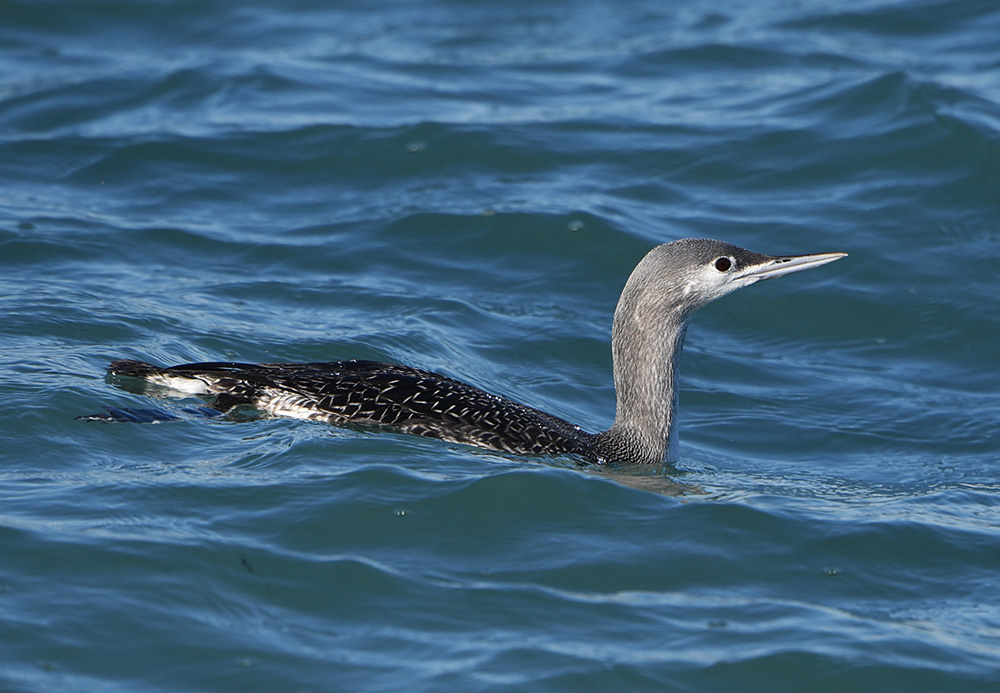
[2,0,1000,690]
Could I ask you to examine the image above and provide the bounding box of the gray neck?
[595,254,693,465]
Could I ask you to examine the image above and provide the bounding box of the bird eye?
[713,257,733,272]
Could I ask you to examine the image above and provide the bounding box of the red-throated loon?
[92,239,846,465]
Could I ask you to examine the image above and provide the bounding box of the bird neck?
[596,269,692,465]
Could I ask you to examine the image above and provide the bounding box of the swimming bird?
[98,238,845,465]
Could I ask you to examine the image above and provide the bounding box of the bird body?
[98,239,846,465]
[107,358,601,460]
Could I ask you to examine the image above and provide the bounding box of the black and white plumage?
[97,239,846,465]
[106,358,600,460]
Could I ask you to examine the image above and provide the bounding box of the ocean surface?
[2,0,999,690]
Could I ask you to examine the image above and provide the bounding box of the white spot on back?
[145,374,212,395]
